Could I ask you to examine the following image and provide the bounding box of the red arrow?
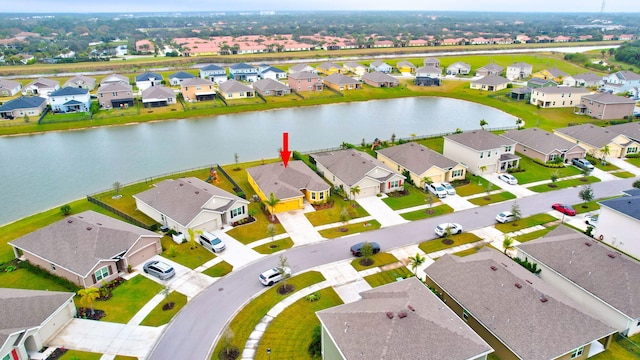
[280,132,292,168]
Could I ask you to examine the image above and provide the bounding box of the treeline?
[614,40,640,67]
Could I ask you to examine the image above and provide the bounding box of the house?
[9,210,162,288]
[199,64,228,84]
[527,78,557,88]
[217,79,255,99]
[288,63,316,74]
[594,192,640,261]
[563,72,603,88]
[316,62,342,75]
[316,277,493,360]
[323,73,362,91]
[48,87,91,113]
[133,177,249,234]
[470,75,510,92]
[180,77,216,102]
[576,93,636,120]
[608,121,640,145]
[368,60,392,74]
[252,78,291,96]
[509,86,531,101]
[376,142,466,185]
[141,86,176,108]
[443,130,520,174]
[168,71,195,86]
[424,249,617,360]
[96,83,134,109]
[135,39,155,54]
[342,61,367,76]
[446,61,471,75]
[63,75,96,90]
[258,66,287,80]
[229,63,259,82]
[99,74,129,87]
[396,61,416,74]
[423,57,440,68]
[601,71,640,95]
[0,289,75,360]
[531,67,568,83]
[135,72,164,92]
[501,127,586,164]
[475,64,504,77]
[516,225,640,336]
[0,79,22,97]
[415,66,442,85]
[554,123,640,158]
[21,78,60,98]
[287,71,323,92]
[505,62,533,80]
[529,86,590,108]
[0,96,47,120]
[360,71,399,88]
[246,161,330,214]
[310,148,405,198]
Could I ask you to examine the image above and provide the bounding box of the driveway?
[485,173,536,198]
[135,255,215,299]
[607,157,640,176]
[276,210,324,245]
[356,196,408,227]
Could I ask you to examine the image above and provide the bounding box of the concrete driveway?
[608,157,640,176]
[485,173,536,198]
[135,255,215,299]
[356,196,408,227]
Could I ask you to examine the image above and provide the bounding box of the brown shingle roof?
[323,73,359,86]
[252,78,290,92]
[554,123,627,148]
[377,142,460,174]
[219,79,253,93]
[288,71,320,80]
[246,161,329,200]
[142,86,175,100]
[312,149,404,186]
[582,93,636,105]
[445,130,515,151]
[360,71,398,84]
[501,127,580,155]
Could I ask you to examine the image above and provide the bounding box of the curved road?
[148,177,634,360]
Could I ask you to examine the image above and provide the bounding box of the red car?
[552,203,576,216]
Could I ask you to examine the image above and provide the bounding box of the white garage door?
[357,186,378,198]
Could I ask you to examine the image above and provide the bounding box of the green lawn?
[453,244,498,257]
[351,253,399,271]
[513,226,558,243]
[419,233,483,254]
[211,271,325,359]
[202,261,233,277]
[160,236,216,269]
[590,334,640,360]
[415,137,444,153]
[318,220,381,239]
[400,204,454,221]
[254,287,343,360]
[304,197,370,226]
[77,275,162,324]
[364,267,413,287]
[587,156,620,172]
[495,214,558,233]
[140,291,188,327]
[625,157,640,167]
[382,186,432,210]
[467,191,517,206]
[613,171,636,179]
[510,155,581,184]
[455,177,500,197]
[528,176,600,193]
[253,237,294,254]
[59,350,102,360]
[0,267,72,292]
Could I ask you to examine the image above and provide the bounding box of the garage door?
[127,242,160,267]
[357,186,378,198]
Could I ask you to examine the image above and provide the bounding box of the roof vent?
[179,183,184,186]
[584,242,592,247]
[96,223,102,226]
[67,219,73,223]
[608,253,616,259]
[525,280,533,284]
[195,191,199,194]
[490,266,498,271]
[540,296,548,303]
[86,227,92,231]
[398,312,408,319]
[386,311,394,319]
[515,283,522,289]
[408,305,415,312]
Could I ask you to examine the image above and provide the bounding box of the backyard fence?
[86,195,157,231]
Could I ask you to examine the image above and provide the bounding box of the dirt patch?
[218,347,240,360]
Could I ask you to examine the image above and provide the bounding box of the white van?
[199,232,226,253]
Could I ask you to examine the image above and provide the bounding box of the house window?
[390,180,400,188]
[95,266,109,282]
[571,347,584,359]
[231,206,245,218]
[550,154,559,161]
[51,263,56,270]
[319,191,325,200]
[480,152,484,159]
[487,151,491,158]
[311,192,316,200]
[462,309,469,322]
[628,147,638,154]
[452,169,463,178]
[505,145,512,152]
[397,165,401,171]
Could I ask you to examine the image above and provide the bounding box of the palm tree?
[478,166,487,185]
[349,186,360,206]
[78,287,100,316]
[266,192,280,221]
[503,235,515,256]
[479,119,488,130]
[408,253,426,275]
[420,176,431,189]
[600,144,611,165]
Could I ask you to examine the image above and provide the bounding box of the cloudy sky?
[4,0,640,13]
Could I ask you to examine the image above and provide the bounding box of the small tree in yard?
[408,253,426,275]
[267,223,277,244]
[349,185,360,206]
[503,235,515,256]
[484,180,493,200]
[78,287,100,316]
[60,204,71,216]
[266,192,280,222]
[359,242,374,266]
[233,153,240,170]
[511,201,522,225]
[442,226,454,245]
[425,194,434,214]
[113,181,122,197]
[390,133,396,144]
[550,170,559,186]
[600,144,611,165]
[480,119,488,130]
[579,185,594,208]
[220,328,238,360]
[478,166,487,184]
[339,207,350,231]
[278,254,293,293]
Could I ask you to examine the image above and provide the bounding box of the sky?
[4,0,640,13]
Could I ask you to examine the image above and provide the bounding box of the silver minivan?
[199,231,226,253]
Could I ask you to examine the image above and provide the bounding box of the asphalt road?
[148,177,634,360]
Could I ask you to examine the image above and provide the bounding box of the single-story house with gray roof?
[368,60,392,74]
[288,63,316,74]
[554,123,640,159]
[21,78,60,98]
[218,79,255,99]
[246,161,330,214]
[563,72,603,88]
[500,127,586,164]
[252,78,291,96]
[0,96,47,120]
[575,93,636,120]
[63,74,96,90]
[415,66,442,86]
[592,193,640,264]
[10,210,162,288]
[0,78,22,97]
[476,63,504,77]
[376,142,466,186]
[168,71,196,86]
[0,289,76,360]
[444,130,520,175]
[424,249,617,360]
[134,177,249,234]
[323,73,361,91]
[310,148,405,199]
[470,75,510,92]
[317,277,493,360]
[517,225,640,336]
[360,71,399,88]
[141,86,176,108]
[446,61,471,75]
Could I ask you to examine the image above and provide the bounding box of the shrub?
[532,158,565,168]
[308,325,322,357]
[18,261,80,292]
[60,204,71,216]
[627,153,640,158]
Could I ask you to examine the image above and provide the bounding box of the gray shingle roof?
[317,277,493,360]
[311,148,403,186]
[517,225,640,319]
[0,96,46,111]
[501,127,579,155]
[100,74,129,85]
[50,87,89,97]
[554,123,626,148]
[547,67,568,78]
[370,60,390,68]
[134,177,248,226]
[360,71,398,84]
[142,86,175,99]
[478,63,504,72]
[323,73,359,85]
[528,78,557,86]
[218,79,253,93]
[600,195,640,222]
[582,93,636,105]
[289,63,312,72]
[616,70,640,81]
[169,71,195,80]
[317,62,341,70]
[532,86,590,95]
[447,61,471,70]
[252,78,290,92]
[415,66,441,75]
[425,249,616,360]
[230,62,256,71]
[201,64,225,72]
[96,82,133,95]
[25,77,59,88]
[9,210,158,276]
[396,61,416,69]
[377,142,460,174]
[472,75,509,86]
[571,72,602,82]
[0,78,21,90]
[246,161,329,200]
[608,122,640,142]
[64,75,96,88]
[445,130,515,151]
[343,61,365,69]
[260,66,285,74]
[135,72,163,82]
[288,71,320,80]
[508,62,532,70]
[180,77,215,87]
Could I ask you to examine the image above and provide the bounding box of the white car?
[259,267,292,286]
[498,173,518,185]
[435,222,463,237]
[199,232,226,253]
[496,211,515,223]
[426,182,448,198]
[441,182,456,196]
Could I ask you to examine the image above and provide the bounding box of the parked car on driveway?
[199,231,226,253]
[435,223,463,237]
[496,211,515,223]
[572,158,594,172]
[426,182,448,198]
[350,241,381,257]
[143,260,176,280]
[498,173,518,185]
[441,182,456,195]
[259,267,291,286]
[552,203,576,216]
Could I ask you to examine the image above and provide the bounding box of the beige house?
[444,130,520,175]
[0,78,23,97]
[376,142,466,186]
[576,93,636,120]
[470,75,509,91]
[323,73,361,91]
[342,61,367,76]
[180,77,216,102]
[530,86,590,108]
[554,123,640,159]
[10,211,162,288]
[21,78,60,98]
[63,75,97,90]
[501,127,586,164]
[141,86,176,108]
[217,79,255,100]
[0,96,47,120]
